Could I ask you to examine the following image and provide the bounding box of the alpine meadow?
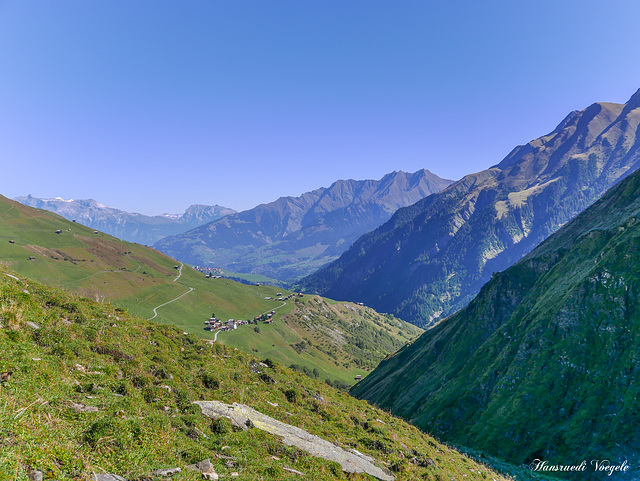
[4,2,640,480]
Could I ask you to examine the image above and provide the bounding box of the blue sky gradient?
[2,1,640,214]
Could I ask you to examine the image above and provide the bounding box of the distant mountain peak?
[154,169,453,281]
[14,196,236,245]
[301,89,640,327]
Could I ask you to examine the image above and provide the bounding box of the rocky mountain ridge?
[155,169,453,281]
[351,163,640,479]
[300,89,640,327]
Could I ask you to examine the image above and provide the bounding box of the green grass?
[0,265,509,481]
[217,295,422,385]
[0,194,422,387]
[351,168,640,477]
[220,269,282,285]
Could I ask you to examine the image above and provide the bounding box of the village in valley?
[204,291,302,332]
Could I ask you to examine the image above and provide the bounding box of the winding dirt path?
[147,286,194,320]
[173,263,183,282]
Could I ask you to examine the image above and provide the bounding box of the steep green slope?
[0,194,420,385]
[155,170,452,282]
[301,89,640,327]
[352,162,640,478]
[219,295,422,386]
[0,266,508,481]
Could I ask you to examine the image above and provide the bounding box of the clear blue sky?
[1,1,639,215]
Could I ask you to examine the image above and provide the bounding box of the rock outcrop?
[194,401,394,481]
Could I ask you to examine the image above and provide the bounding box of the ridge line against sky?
[1,1,640,215]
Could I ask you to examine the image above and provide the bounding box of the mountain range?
[14,195,236,245]
[300,89,640,327]
[351,158,640,478]
[154,169,453,281]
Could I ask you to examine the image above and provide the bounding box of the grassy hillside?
[219,295,422,386]
[351,161,640,478]
[0,265,507,481]
[0,195,421,386]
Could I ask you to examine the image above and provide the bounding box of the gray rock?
[186,459,218,480]
[194,401,394,481]
[28,470,43,481]
[92,474,127,481]
[150,467,181,477]
[410,456,435,467]
[249,361,261,374]
[26,321,40,329]
[68,401,99,413]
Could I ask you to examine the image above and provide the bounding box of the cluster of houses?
[204,291,305,333]
[265,292,303,302]
[193,266,224,277]
[258,311,277,324]
[204,317,249,331]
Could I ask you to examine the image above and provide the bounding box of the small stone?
[28,470,43,481]
[68,401,99,413]
[307,391,324,402]
[249,361,261,374]
[92,474,128,481]
[150,467,181,477]
[186,459,218,480]
[410,456,435,467]
[283,467,305,476]
[230,473,239,478]
[26,321,41,329]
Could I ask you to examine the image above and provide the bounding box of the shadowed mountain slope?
[155,169,452,281]
[351,164,640,479]
[301,89,640,327]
